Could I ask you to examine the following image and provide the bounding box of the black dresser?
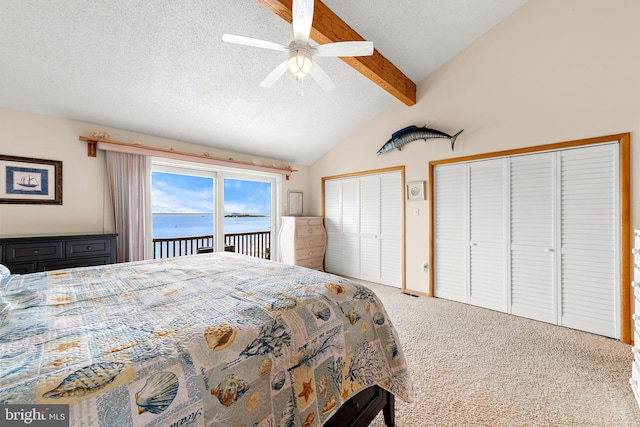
[0,233,117,274]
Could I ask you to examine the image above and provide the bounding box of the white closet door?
[341,177,361,279]
[560,144,618,338]
[379,172,403,287]
[434,163,468,302]
[510,152,556,323]
[324,170,403,287]
[359,175,381,282]
[324,180,343,274]
[468,158,506,312]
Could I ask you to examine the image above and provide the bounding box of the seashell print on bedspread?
[42,362,126,399]
[0,252,413,426]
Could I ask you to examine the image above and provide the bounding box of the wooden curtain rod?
[79,136,297,179]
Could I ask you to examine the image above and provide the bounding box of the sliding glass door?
[221,177,273,259]
[150,160,280,260]
[151,165,216,258]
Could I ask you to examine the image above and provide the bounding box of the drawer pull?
[86,246,93,250]
[309,251,314,256]
[307,228,313,234]
[32,249,39,254]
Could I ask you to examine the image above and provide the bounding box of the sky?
[151,172,271,214]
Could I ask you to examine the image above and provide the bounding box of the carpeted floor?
[357,280,640,427]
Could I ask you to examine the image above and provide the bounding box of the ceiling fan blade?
[260,60,290,88]
[309,62,336,91]
[292,0,314,43]
[315,41,374,57]
[222,34,288,52]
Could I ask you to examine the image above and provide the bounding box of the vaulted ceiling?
[0,1,527,165]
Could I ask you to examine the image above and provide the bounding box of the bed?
[0,252,413,426]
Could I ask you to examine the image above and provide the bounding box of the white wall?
[308,0,640,294]
[0,108,309,237]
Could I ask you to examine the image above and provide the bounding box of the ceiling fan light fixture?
[288,47,312,79]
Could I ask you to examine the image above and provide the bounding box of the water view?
[153,213,271,238]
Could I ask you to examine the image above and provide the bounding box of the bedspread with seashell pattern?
[0,252,413,426]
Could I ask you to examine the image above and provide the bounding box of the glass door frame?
[147,158,282,260]
[216,170,280,260]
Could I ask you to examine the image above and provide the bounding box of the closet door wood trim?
[428,133,631,343]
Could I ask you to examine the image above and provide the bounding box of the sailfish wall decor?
[377,125,463,155]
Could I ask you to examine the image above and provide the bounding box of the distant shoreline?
[224,213,266,218]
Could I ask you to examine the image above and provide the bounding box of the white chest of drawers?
[630,229,640,407]
[279,216,326,271]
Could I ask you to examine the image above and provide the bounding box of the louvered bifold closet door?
[359,175,381,283]
[324,179,343,275]
[510,152,556,323]
[379,171,403,288]
[560,144,619,338]
[341,177,361,278]
[469,158,507,312]
[434,163,468,303]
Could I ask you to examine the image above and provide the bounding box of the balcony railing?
[153,231,271,260]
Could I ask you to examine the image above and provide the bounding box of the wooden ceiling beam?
[258,0,416,106]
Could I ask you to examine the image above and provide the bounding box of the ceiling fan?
[222,0,374,91]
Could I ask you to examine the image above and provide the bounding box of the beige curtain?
[106,151,146,262]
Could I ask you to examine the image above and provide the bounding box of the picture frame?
[288,190,303,216]
[0,155,62,204]
[407,181,426,201]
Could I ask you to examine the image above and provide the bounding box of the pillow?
[0,263,10,286]
[0,264,9,313]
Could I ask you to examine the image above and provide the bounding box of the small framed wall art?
[288,190,303,216]
[0,155,62,204]
[406,181,426,201]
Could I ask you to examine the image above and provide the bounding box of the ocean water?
[153,213,271,238]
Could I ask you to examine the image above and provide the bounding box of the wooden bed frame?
[325,385,395,427]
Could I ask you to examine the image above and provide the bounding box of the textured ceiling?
[0,0,527,165]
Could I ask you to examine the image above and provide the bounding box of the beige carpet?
[356,280,640,427]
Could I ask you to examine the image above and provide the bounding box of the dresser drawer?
[294,235,325,249]
[39,257,113,271]
[295,246,325,261]
[295,224,325,238]
[6,263,36,274]
[295,256,324,270]
[297,217,324,227]
[65,238,113,258]
[6,241,63,262]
